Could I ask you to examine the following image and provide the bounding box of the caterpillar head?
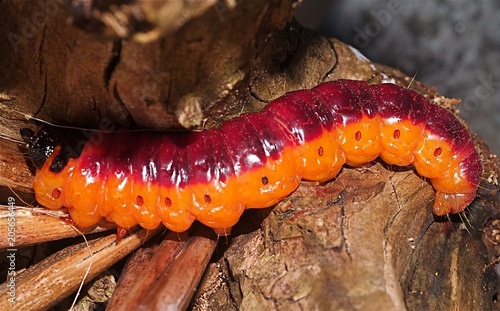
[21,125,89,209]
[20,126,60,169]
[21,125,88,173]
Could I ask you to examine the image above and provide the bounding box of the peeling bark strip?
[22,80,481,235]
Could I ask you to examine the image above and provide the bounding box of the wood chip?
[108,224,218,310]
[0,206,116,250]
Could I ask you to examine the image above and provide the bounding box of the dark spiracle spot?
[355,131,362,141]
[204,194,211,204]
[136,195,144,206]
[52,188,61,199]
[261,176,269,185]
[165,197,172,207]
[434,147,442,157]
[393,129,401,139]
[318,146,324,156]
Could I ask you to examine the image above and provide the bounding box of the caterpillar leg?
[59,215,77,227]
[116,227,128,242]
[213,227,232,236]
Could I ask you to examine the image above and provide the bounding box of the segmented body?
[29,80,482,235]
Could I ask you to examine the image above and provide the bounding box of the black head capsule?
[20,125,91,172]
[20,127,59,169]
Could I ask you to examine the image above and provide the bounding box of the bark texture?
[0,0,498,310]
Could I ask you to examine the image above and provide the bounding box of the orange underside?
[33,115,478,234]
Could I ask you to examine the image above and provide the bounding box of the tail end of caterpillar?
[432,191,477,216]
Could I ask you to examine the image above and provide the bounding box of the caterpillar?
[21,79,482,236]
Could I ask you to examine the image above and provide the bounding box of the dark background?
[295,0,500,154]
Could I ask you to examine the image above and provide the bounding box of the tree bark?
[0,1,498,310]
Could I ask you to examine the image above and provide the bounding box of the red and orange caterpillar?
[22,80,482,235]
